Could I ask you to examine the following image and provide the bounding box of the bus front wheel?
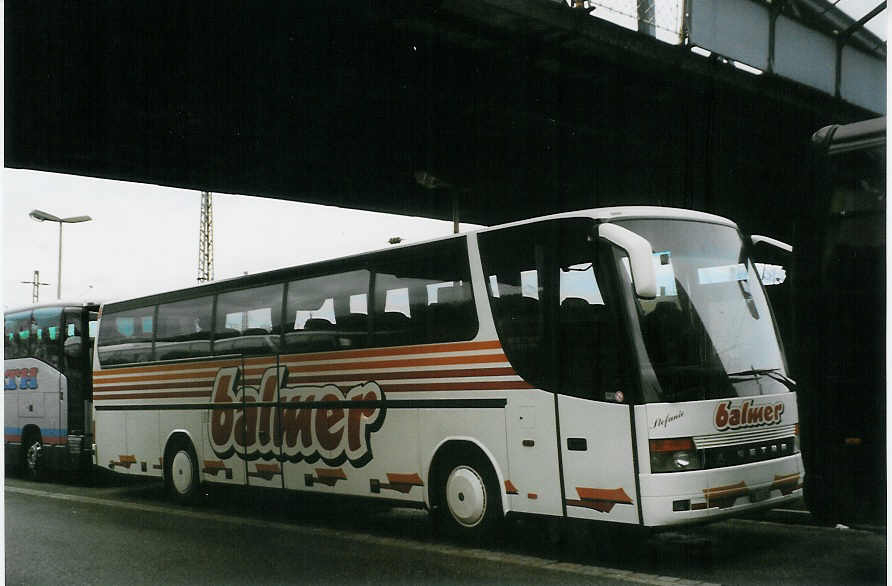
[164,438,200,504]
[435,452,502,539]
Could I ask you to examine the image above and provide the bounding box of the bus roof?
[4,300,101,315]
[476,206,738,234]
[100,206,737,311]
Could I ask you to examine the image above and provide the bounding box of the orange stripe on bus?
[96,367,522,394]
[93,390,210,401]
[316,468,347,480]
[93,381,215,393]
[94,372,220,385]
[576,487,633,504]
[383,381,533,392]
[284,366,520,386]
[93,340,503,379]
[94,358,241,378]
[285,353,508,374]
[386,473,424,486]
[280,339,502,362]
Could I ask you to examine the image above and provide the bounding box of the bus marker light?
[649,438,695,452]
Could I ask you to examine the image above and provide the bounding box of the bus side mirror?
[598,223,657,299]
[751,235,793,253]
[64,336,83,358]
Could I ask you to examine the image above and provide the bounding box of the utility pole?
[197,191,215,283]
[20,270,50,304]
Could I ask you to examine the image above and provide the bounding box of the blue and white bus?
[4,302,99,478]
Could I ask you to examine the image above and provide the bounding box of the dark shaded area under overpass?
[5,1,875,241]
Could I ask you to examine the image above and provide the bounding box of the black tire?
[164,438,200,504]
[434,451,502,540]
[22,434,44,481]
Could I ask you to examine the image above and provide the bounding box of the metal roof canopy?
[4,1,878,238]
[688,0,886,114]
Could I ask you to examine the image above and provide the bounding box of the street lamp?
[29,209,92,299]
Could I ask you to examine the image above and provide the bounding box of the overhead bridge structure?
[5,1,885,240]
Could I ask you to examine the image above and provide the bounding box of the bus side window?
[97,306,155,366]
[479,218,626,400]
[558,263,622,400]
[32,307,63,368]
[284,269,370,353]
[4,311,32,360]
[214,284,284,357]
[155,296,213,361]
[371,239,477,348]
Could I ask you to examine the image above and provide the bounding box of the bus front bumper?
[639,454,804,527]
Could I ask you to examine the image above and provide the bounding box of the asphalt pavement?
[4,475,886,585]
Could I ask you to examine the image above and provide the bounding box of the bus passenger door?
[555,264,639,524]
[557,396,639,524]
[31,308,65,449]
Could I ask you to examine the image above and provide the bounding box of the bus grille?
[702,436,797,469]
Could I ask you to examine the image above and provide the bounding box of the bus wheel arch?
[427,439,505,538]
[163,432,200,504]
[21,425,44,480]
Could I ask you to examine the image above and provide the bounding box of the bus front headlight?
[650,438,704,473]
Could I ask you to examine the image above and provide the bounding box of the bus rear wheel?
[435,452,502,540]
[22,434,44,481]
[164,438,200,504]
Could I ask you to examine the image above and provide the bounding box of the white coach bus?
[93,207,801,533]
[5,302,99,478]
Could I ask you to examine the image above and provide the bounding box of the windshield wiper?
[727,368,796,391]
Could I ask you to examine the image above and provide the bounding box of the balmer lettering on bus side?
[208,366,386,467]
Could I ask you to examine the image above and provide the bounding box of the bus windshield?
[614,219,790,403]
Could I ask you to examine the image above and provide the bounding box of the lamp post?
[29,209,92,299]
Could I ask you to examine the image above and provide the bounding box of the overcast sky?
[2,170,481,310]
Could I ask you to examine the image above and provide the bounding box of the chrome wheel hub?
[26,441,42,472]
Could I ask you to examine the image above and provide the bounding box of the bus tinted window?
[156,296,213,361]
[284,269,370,353]
[479,219,624,399]
[4,311,32,359]
[214,284,283,356]
[97,306,155,366]
[32,307,63,368]
[372,240,476,347]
